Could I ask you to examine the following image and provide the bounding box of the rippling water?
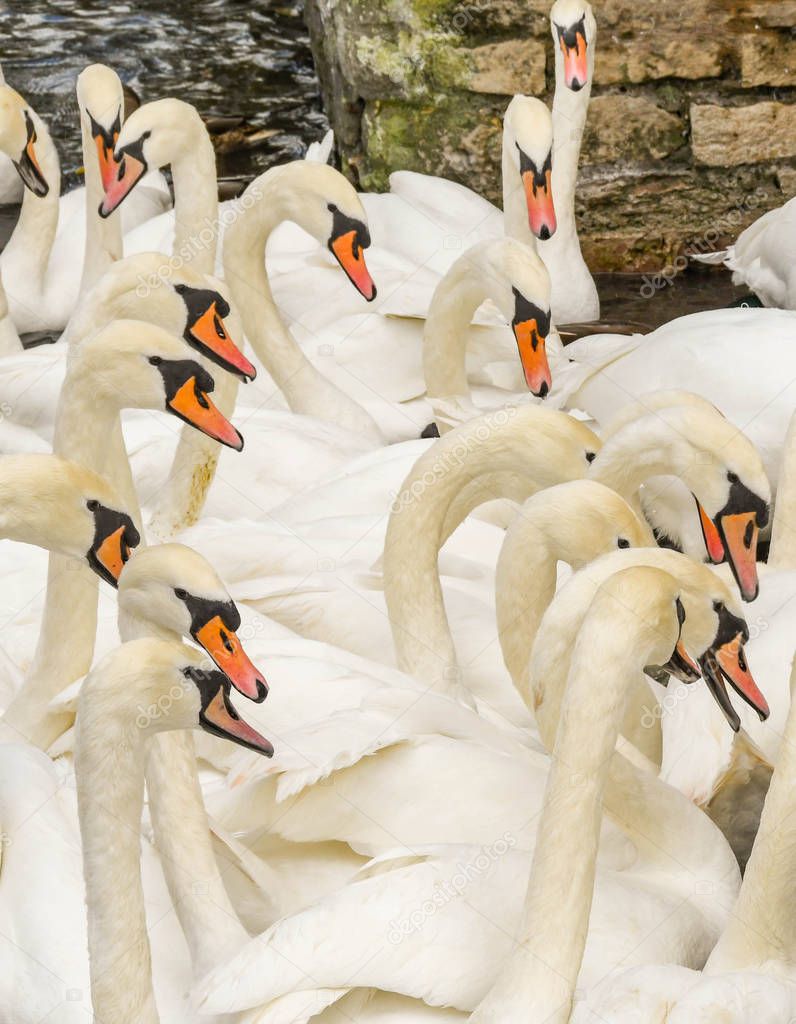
[0,0,325,187]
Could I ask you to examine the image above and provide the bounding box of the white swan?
[2,319,245,749]
[571,650,796,1023]
[693,194,796,310]
[0,76,168,333]
[651,404,796,863]
[76,638,273,1024]
[470,566,731,1024]
[421,237,553,430]
[370,0,597,324]
[194,552,748,1018]
[550,306,796,519]
[208,397,768,743]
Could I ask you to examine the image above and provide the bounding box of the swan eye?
[727,471,739,484]
[713,600,722,613]
[86,499,99,512]
[174,587,188,601]
[617,537,630,549]
[585,451,597,464]
[148,356,162,366]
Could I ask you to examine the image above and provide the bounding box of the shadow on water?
[0,0,325,189]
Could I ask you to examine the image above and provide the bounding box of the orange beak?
[194,614,268,702]
[720,511,760,603]
[513,317,552,397]
[99,148,147,218]
[93,525,131,585]
[697,501,725,564]
[560,32,589,90]
[167,377,244,451]
[197,676,274,756]
[521,164,557,240]
[330,230,377,301]
[94,132,120,194]
[187,302,257,382]
[14,111,49,197]
[715,633,769,722]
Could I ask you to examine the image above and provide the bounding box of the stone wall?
[304,0,796,271]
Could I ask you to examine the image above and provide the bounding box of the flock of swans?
[1,0,796,1020]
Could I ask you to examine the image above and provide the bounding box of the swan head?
[76,64,123,195]
[267,161,377,301]
[118,544,268,703]
[172,282,256,381]
[595,550,769,731]
[0,454,140,586]
[90,639,273,756]
[98,97,196,217]
[550,0,596,92]
[594,406,771,602]
[79,257,256,382]
[475,238,554,397]
[523,480,653,564]
[74,319,244,450]
[0,85,48,197]
[503,95,556,241]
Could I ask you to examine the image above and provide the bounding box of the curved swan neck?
[495,518,562,695]
[708,655,796,971]
[547,45,593,236]
[384,407,596,692]
[3,371,120,748]
[588,425,678,534]
[2,107,60,285]
[473,574,727,1024]
[502,132,537,253]
[423,248,504,401]
[768,409,796,569]
[223,172,381,439]
[76,687,159,1024]
[118,610,250,971]
[169,108,218,276]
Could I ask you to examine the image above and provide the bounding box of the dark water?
[0,0,752,324]
[0,0,325,188]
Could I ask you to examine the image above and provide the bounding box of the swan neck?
[547,61,591,233]
[116,616,250,970]
[4,375,119,748]
[2,109,61,285]
[708,657,796,970]
[146,731,250,973]
[384,408,589,691]
[768,409,796,569]
[170,122,218,276]
[76,701,159,1024]
[495,524,558,698]
[501,133,537,252]
[589,429,676,515]
[224,181,380,438]
[423,258,493,400]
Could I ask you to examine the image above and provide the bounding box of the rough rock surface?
[305,0,796,270]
